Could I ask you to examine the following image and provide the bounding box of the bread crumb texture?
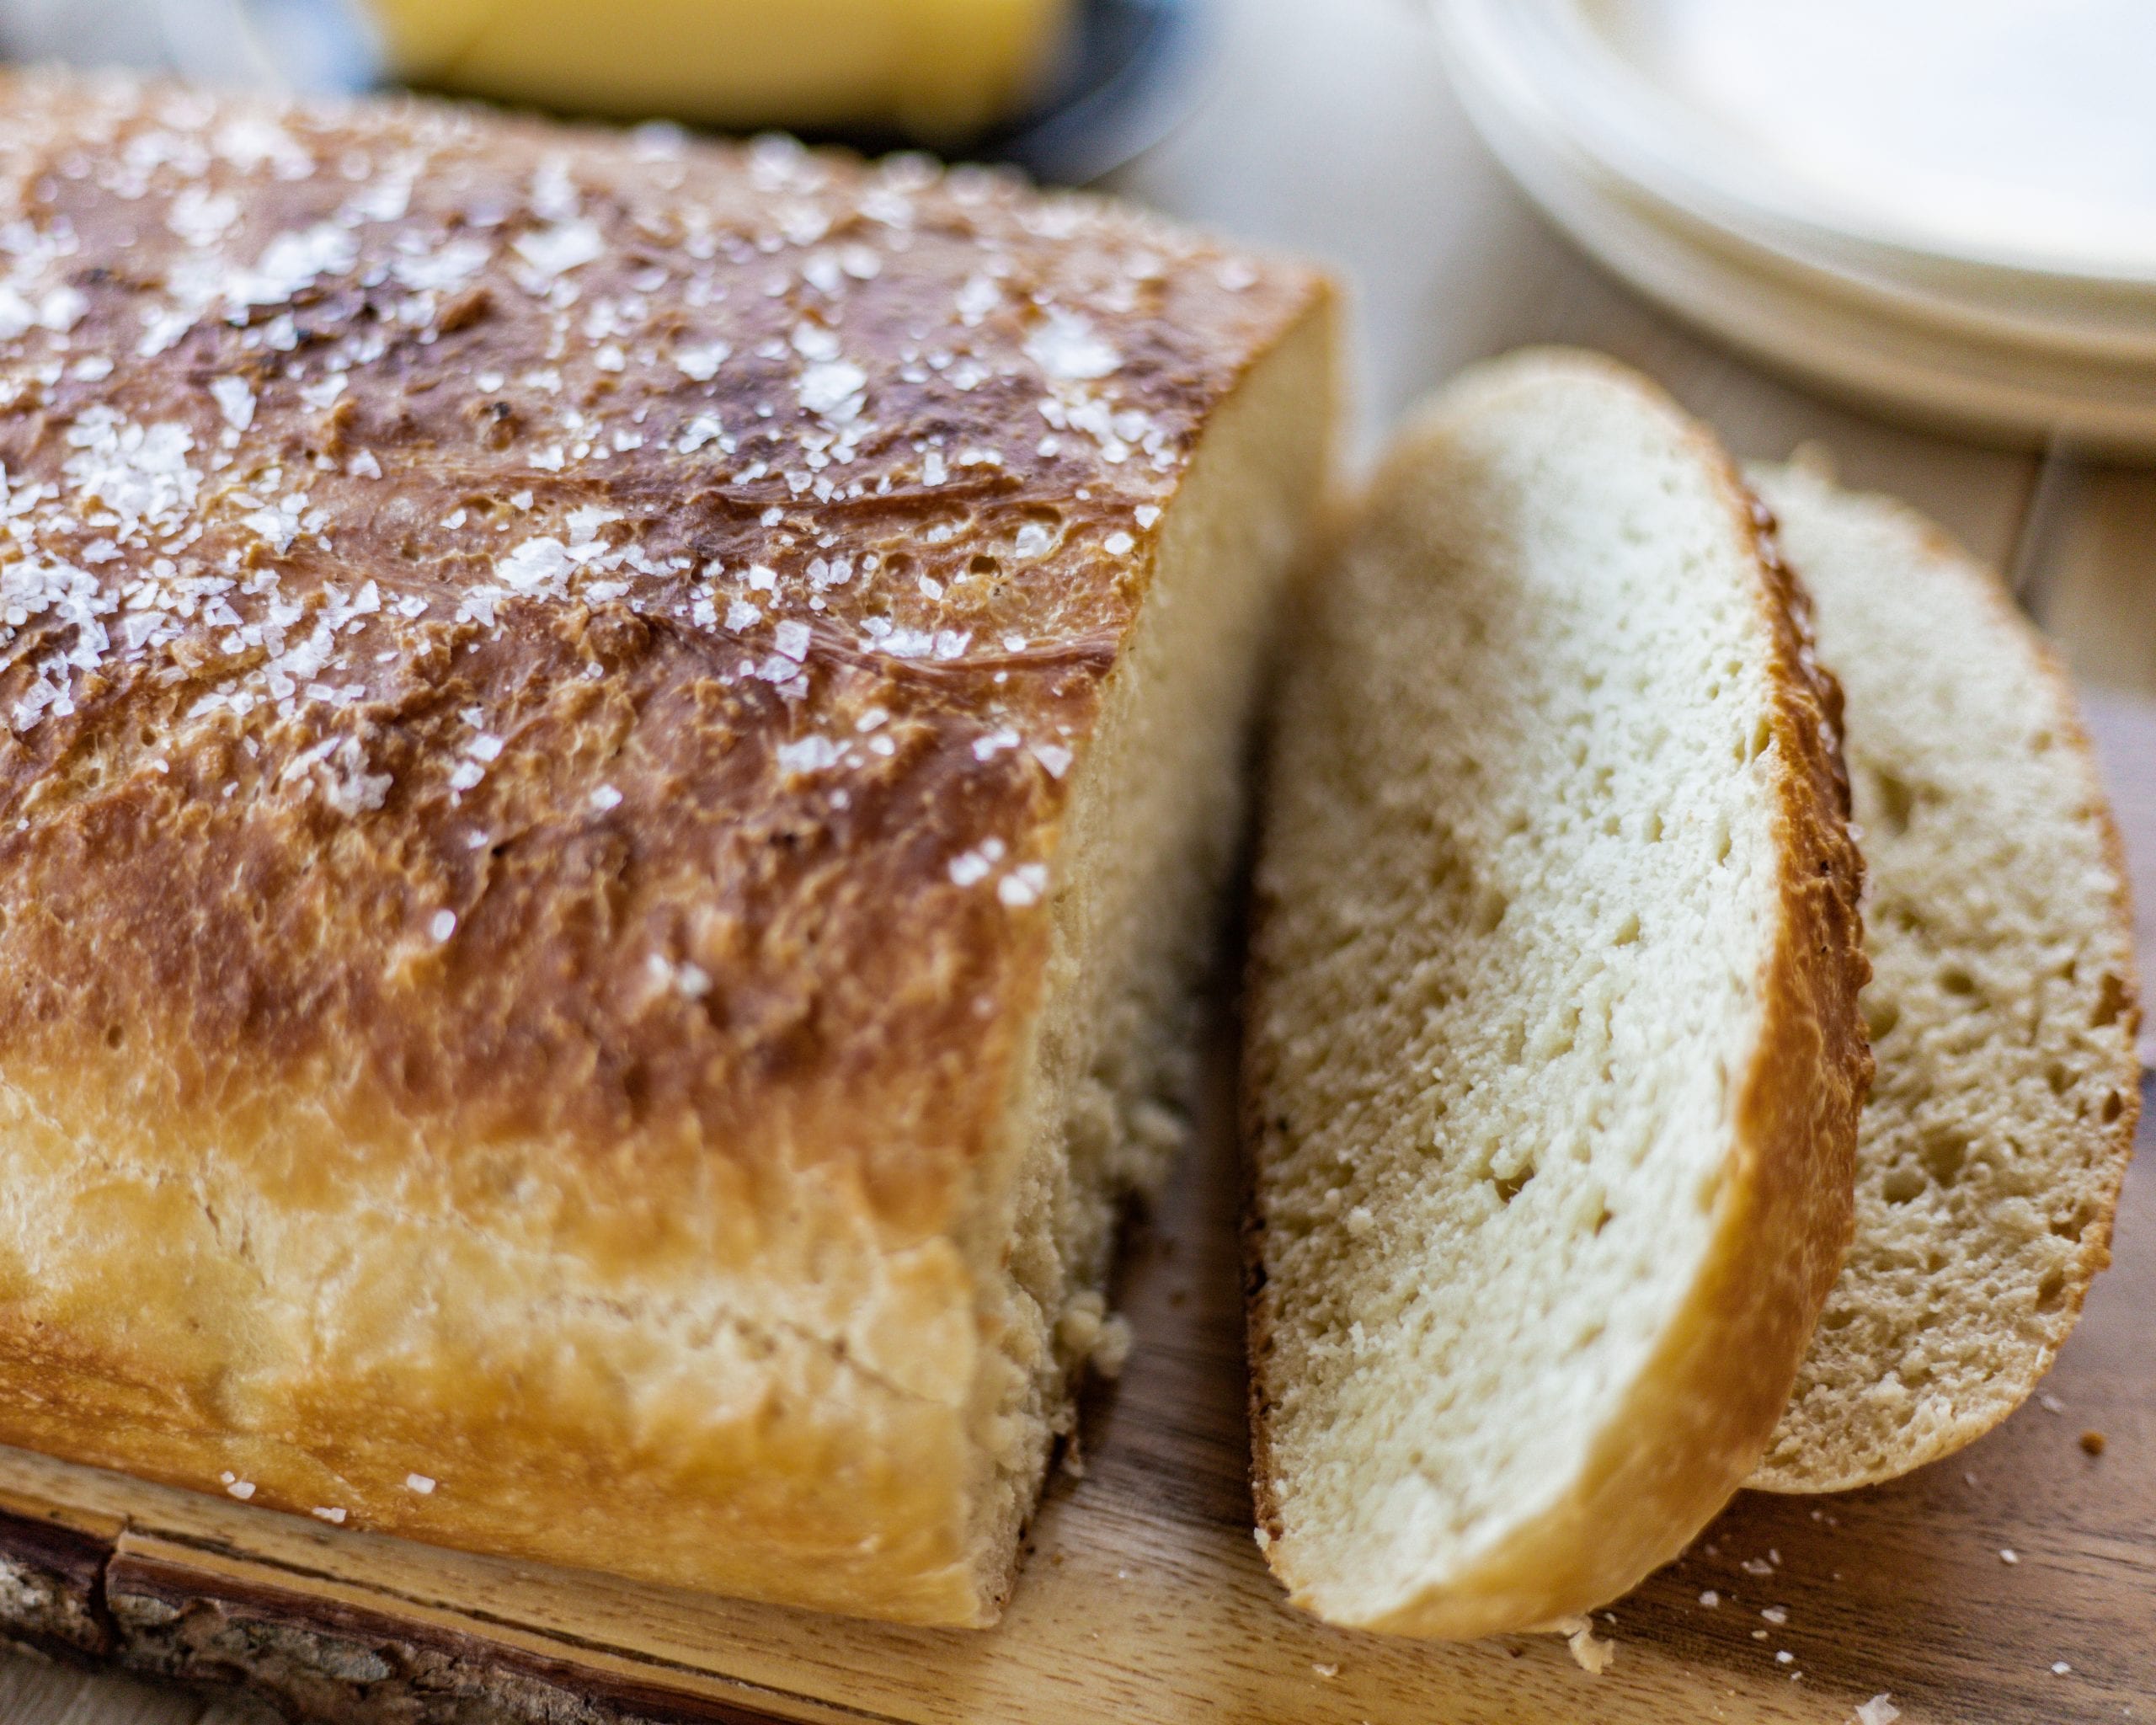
[1750,463,2142,1492]
[1246,351,1865,1637]
[0,67,1328,1622]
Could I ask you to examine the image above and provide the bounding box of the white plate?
[1435,0,2156,454]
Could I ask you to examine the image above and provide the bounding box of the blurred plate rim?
[1434,0,2156,454]
[1434,0,2156,296]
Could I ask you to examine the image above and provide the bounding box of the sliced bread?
[1242,350,1870,1637]
[1749,459,2143,1493]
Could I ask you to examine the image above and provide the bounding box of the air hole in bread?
[1918,1127,1967,1189]
[2092,974,2127,1028]
[1865,999,1901,1043]
[1939,965,1978,998]
[1492,1165,1534,1205]
[1869,769,1918,836]
[2036,1269,2068,1311]
[1881,1166,1927,1205]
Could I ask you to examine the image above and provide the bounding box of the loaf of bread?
[1749,459,2142,1492]
[1242,351,1868,1637]
[0,69,1332,1626]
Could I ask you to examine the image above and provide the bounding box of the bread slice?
[1749,460,2143,1493]
[1243,350,1870,1637]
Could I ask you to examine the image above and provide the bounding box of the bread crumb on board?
[2080,1429,2107,1455]
[1552,1615,1615,1675]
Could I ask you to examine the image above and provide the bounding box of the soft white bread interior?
[1243,350,1869,1637]
[1749,459,2143,1493]
[959,300,1338,1610]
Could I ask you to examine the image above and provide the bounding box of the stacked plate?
[1434,0,2156,455]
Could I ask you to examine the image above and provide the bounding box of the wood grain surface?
[5,0,2156,1719]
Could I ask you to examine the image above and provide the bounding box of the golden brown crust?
[0,67,1325,1621]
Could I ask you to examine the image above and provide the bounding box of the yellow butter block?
[370,0,1072,140]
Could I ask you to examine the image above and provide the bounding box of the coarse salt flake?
[775,734,842,773]
[513,219,604,279]
[998,862,1049,907]
[405,1472,436,1495]
[675,341,731,382]
[1025,308,1118,381]
[430,910,457,943]
[798,360,866,419]
[210,377,256,430]
[948,838,1006,887]
[497,536,571,592]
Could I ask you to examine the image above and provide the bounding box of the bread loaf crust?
[1245,350,1870,1635]
[0,68,1326,1622]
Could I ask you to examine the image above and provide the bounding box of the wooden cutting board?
[3,713,2152,1725]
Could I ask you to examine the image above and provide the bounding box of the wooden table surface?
[7,0,2153,1719]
